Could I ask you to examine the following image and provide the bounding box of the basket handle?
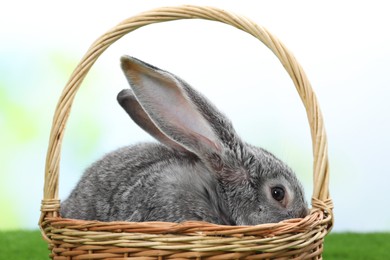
[41,5,332,219]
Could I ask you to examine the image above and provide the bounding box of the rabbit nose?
[300,207,309,218]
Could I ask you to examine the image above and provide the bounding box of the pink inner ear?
[122,92,189,153]
[122,57,222,155]
[139,72,222,153]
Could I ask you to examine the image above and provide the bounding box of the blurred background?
[1,0,389,232]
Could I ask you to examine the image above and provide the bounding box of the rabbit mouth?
[287,207,309,219]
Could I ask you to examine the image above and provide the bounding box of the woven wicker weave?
[40,5,333,259]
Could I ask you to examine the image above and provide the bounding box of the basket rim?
[42,208,331,235]
[40,4,333,238]
[40,209,332,257]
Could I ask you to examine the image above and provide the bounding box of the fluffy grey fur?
[60,56,308,225]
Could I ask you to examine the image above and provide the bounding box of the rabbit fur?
[60,56,309,225]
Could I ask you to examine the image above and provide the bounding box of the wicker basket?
[40,5,333,259]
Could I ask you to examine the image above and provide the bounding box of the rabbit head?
[118,56,309,225]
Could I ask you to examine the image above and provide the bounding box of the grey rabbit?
[60,56,309,225]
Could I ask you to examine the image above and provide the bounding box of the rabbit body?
[61,56,308,225]
[61,143,233,224]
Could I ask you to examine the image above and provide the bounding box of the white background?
[1,0,389,231]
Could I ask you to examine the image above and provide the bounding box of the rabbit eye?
[271,187,285,202]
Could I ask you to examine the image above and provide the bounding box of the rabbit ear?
[117,88,190,153]
[120,56,223,156]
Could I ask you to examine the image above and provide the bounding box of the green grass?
[323,233,390,259]
[0,231,389,259]
[0,230,49,260]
